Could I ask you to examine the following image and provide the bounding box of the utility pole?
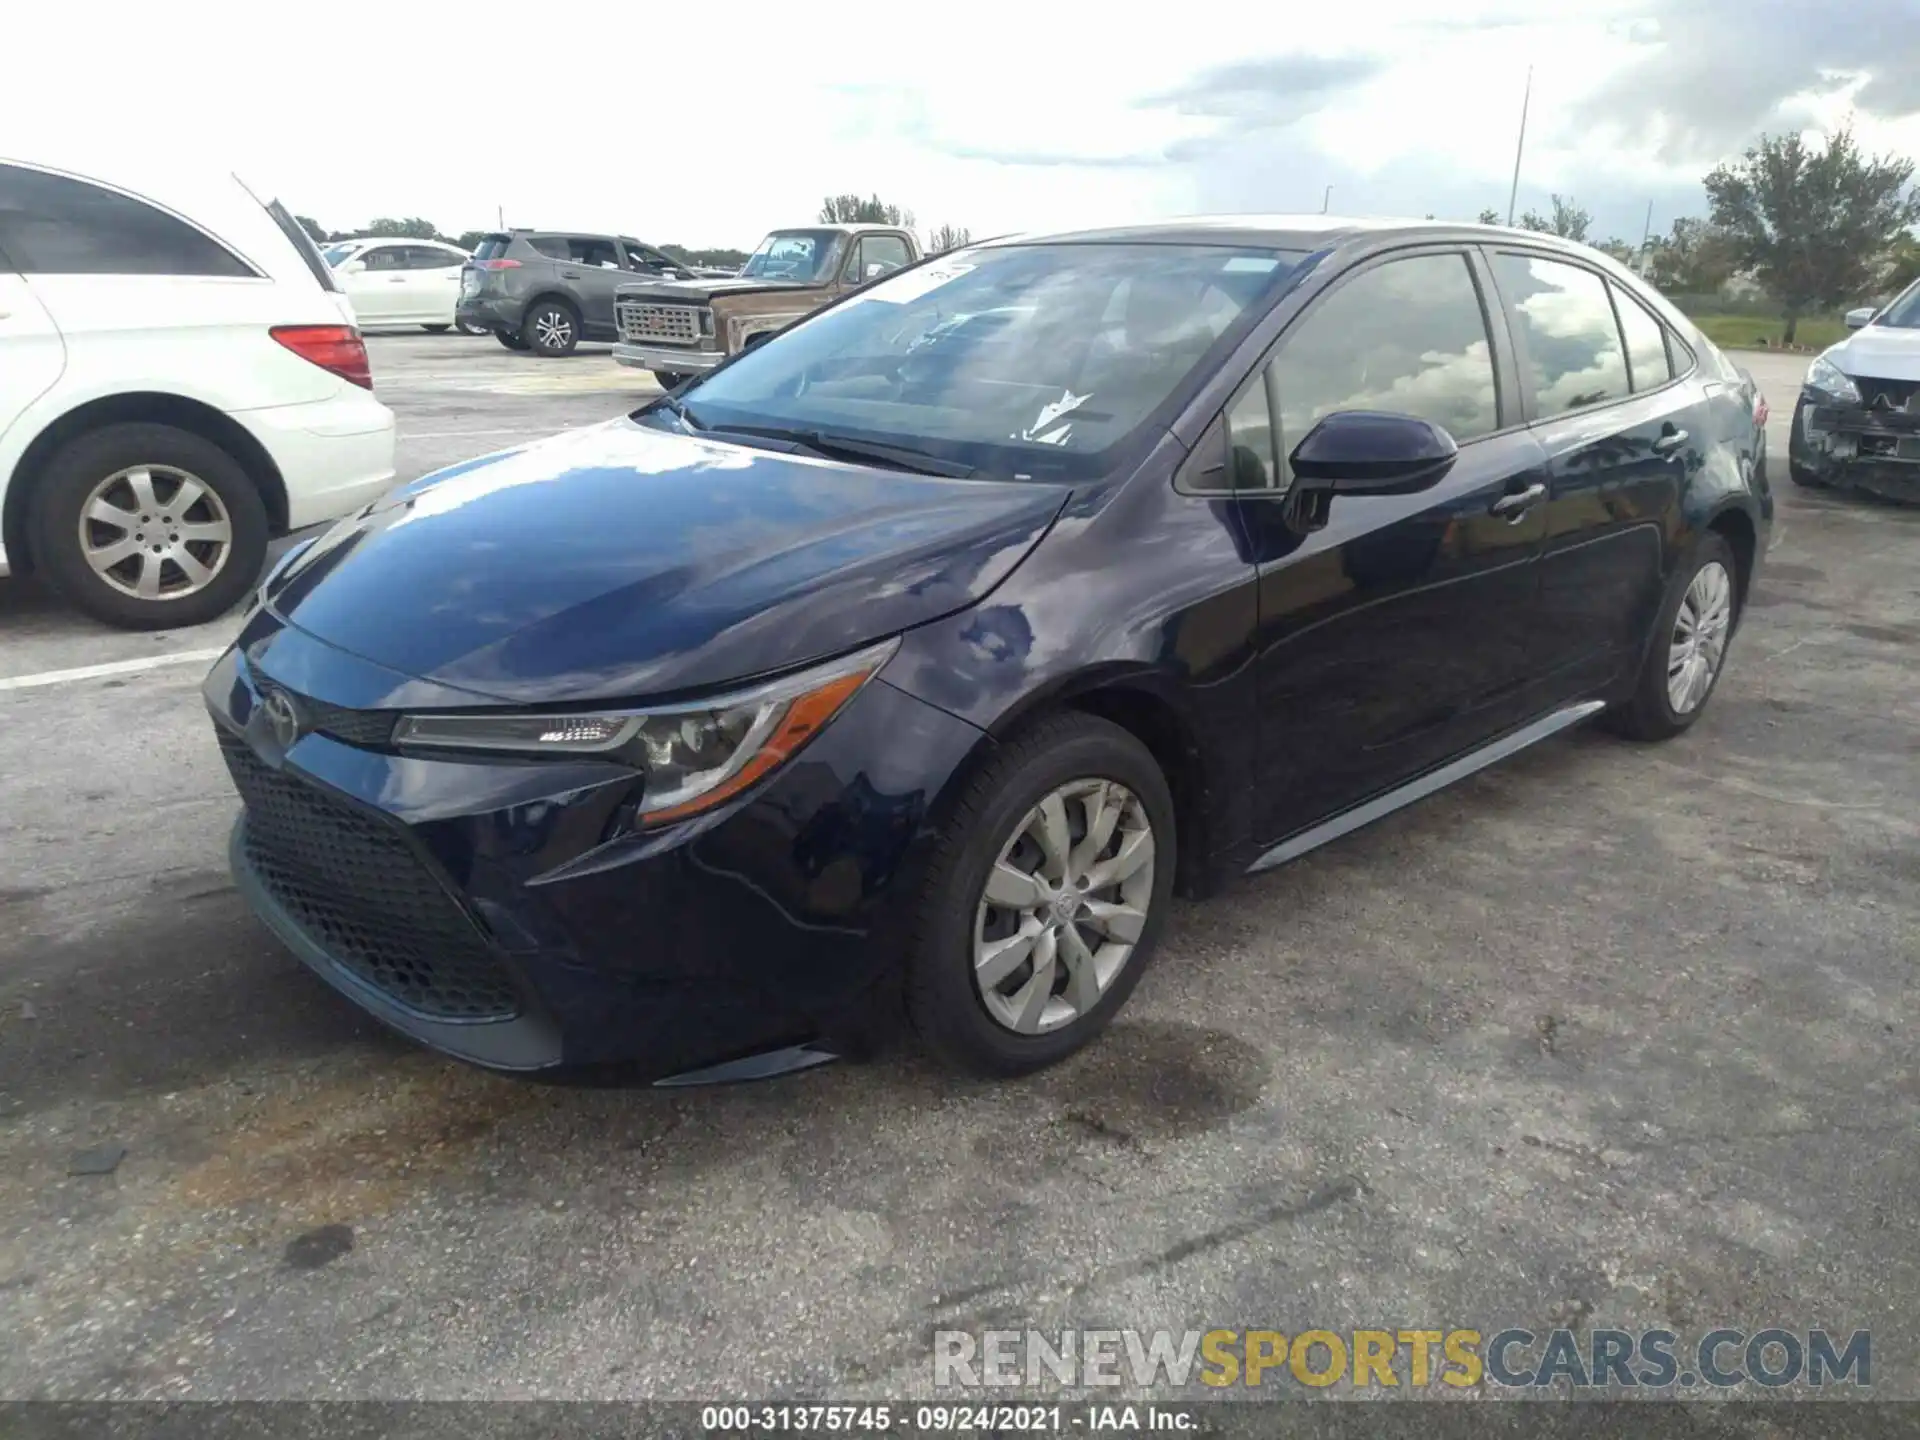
[497,204,505,229]
[1637,199,1655,272]
[1505,65,1533,227]
[1322,185,1333,214]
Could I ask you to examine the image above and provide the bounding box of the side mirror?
[1288,411,1458,496]
[341,259,366,275]
[1845,306,1876,330]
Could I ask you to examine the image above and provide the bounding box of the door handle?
[1652,428,1688,455]
[387,277,407,283]
[560,269,582,278]
[1490,482,1547,521]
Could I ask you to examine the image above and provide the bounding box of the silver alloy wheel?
[972,778,1156,1035]
[1668,559,1734,714]
[533,309,573,349]
[76,464,233,602]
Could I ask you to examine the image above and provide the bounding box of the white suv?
[0,157,397,629]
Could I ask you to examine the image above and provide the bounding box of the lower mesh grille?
[218,729,521,1021]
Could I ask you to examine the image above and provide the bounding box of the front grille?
[253,679,395,749]
[1857,375,1920,412]
[218,730,521,1021]
[616,300,703,345]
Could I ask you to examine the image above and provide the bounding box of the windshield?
[673,242,1307,480]
[740,230,843,282]
[321,242,359,267]
[1875,278,1920,329]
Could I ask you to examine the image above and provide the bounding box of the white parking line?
[0,647,227,693]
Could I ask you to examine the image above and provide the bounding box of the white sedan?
[324,237,481,333]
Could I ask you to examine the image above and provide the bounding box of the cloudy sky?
[7,0,1917,250]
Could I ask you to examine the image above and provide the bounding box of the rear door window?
[568,237,621,269]
[527,236,571,260]
[0,162,254,277]
[1492,253,1630,418]
[1611,282,1674,392]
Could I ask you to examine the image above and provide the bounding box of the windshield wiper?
[706,424,976,478]
[653,393,702,431]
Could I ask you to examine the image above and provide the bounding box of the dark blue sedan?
[204,217,1772,1081]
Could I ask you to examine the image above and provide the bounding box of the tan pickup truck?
[612,224,922,387]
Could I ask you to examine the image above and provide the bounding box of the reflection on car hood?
[614,276,816,303]
[1830,326,1920,383]
[266,420,1068,704]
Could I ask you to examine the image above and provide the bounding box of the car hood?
[265,419,1068,704]
[615,276,815,303]
[1829,326,1920,382]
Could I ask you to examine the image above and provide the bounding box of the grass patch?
[1690,314,1848,351]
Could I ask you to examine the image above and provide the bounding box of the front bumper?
[202,613,987,1077]
[1791,395,1920,500]
[612,342,723,374]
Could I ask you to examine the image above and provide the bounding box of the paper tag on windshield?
[855,259,977,305]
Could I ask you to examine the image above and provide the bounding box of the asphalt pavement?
[1,341,1915,1405]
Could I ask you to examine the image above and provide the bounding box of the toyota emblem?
[259,687,304,749]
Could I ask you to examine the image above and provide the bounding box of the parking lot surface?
[1,342,1915,1401]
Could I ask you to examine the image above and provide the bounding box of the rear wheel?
[457,319,488,336]
[494,329,530,351]
[1604,533,1739,741]
[524,299,579,356]
[29,422,268,630]
[904,714,1175,1077]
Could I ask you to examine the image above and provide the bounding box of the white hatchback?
[0,156,397,629]
[323,236,480,333]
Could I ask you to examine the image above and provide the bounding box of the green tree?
[293,214,328,244]
[365,216,440,240]
[1518,194,1592,242]
[454,229,490,252]
[926,224,972,254]
[1476,208,1501,225]
[820,193,915,229]
[1879,230,1920,293]
[1594,237,1637,263]
[1642,216,1739,294]
[1705,126,1920,341]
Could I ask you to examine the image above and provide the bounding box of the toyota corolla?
[204,217,1771,1082]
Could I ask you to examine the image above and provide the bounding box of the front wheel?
[904,713,1176,1077]
[28,422,269,630]
[650,370,693,390]
[1604,533,1740,741]
[523,300,579,356]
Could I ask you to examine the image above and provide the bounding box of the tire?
[457,320,488,336]
[1603,532,1740,742]
[28,422,269,631]
[651,370,692,390]
[1786,402,1829,488]
[904,713,1177,1078]
[494,329,530,351]
[523,298,580,356]
[423,323,451,333]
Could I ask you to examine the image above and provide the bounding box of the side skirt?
[1246,701,1606,875]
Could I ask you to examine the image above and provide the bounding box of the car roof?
[980,213,1604,258]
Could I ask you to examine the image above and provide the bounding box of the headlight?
[391,638,897,824]
[1805,354,1861,404]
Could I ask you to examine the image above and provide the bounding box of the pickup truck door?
[840,232,915,291]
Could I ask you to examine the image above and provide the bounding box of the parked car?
[205,216,1771,1082]
[0,155,395,629]
[1788,277,1920,501]
[324,237,483,334]
[613,223,922,387]
[456,229,708,356]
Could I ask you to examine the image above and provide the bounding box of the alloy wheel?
[76,464,233,601]
[972,778,1156,1034]
[1668,559,1733,714]
[532,308,573,350]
